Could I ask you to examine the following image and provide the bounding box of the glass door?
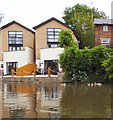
[6,62,18,75]
[44,60,58,75]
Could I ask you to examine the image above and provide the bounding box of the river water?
[0,78,113,119]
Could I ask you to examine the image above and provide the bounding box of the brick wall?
[95,24,113,47]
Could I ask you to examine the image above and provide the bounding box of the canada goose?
[87,83,94,87]
[87,83,90,87]
[94,82,102,86]
[61,83,66,87]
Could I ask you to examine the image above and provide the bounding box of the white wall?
[36,59,40,68]
[41,48,64,60]
[3,47,34,75]
[39,48,64,70]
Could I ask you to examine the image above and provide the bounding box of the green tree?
[62,3,107,48]
[58,29,78,48]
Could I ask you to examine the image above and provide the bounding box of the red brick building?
[94,19,113,48]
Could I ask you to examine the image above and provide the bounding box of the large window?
[47,28,61,48]
[8,31,23,51]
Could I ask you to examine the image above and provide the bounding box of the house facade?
[0,21,35,75]
[94,18,113,48]
[33,17,78,74]
[0,17,78,75]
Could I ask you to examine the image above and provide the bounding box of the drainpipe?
[34,32,36,64]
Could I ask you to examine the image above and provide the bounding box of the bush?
[102,55,113,80]
[59,45,113,83]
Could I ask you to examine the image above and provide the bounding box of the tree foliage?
[59,45,113,83]
[58,29,78,48]
[102,55,113,79]
[62,4,107,48]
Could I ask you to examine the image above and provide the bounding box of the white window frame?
[50,44,58,48]
[103,25,108,32]
[101,39,110,45]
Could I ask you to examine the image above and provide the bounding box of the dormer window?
[103,25,108,32]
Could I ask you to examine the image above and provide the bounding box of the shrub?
[59,45,113,83]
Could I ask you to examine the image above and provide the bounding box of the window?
[103,25,108,32]
[48,44,58,48]
[39,63,43,67]
[47,28,61,48]
[101,39,110,45]
[1,64,3,68]
[8,31,23,51]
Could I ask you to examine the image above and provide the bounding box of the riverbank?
[0,73,64,83]
[1,74,57,78]
[0,72,64,82]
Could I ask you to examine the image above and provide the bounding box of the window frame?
[47,28,61,43]
[101,39,110,45]
[103,25,108,32]
[8,31,23,51]
[47,28,61,48]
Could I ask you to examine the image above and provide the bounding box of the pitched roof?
[1,21,35,34]
[94,18,113,25]
[33,17,74,30]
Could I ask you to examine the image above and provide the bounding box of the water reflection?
[39,83,62,118]
[2,80,62,118]
[60,84,111,118]
[2,79,112,119]
[2,81,37,118]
